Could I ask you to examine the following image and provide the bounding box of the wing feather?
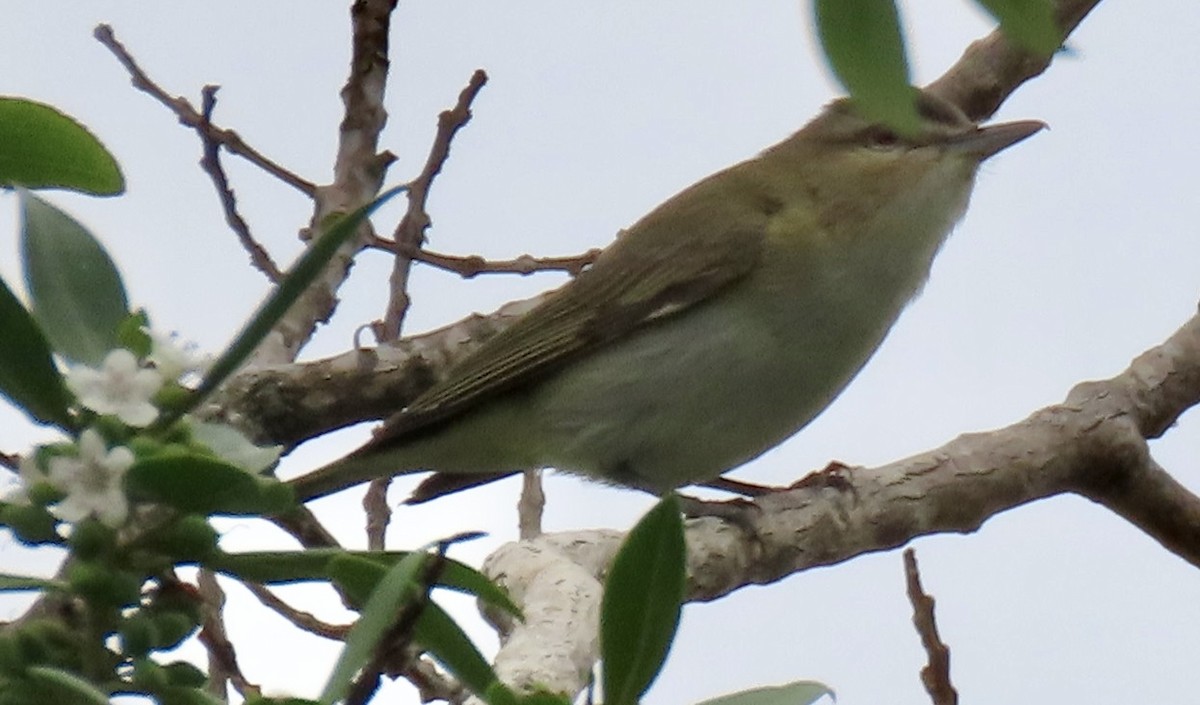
[359,167,771,452]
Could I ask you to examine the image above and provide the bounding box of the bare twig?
[263,0,399,361]
[518,469,545,540]
[199,86,283,282]
[242,581,351,641]
[94,24,315,196]
[402,657,469,704]
[270,505,344,550]
[365,478,392,550]
[369,239,602,278]
[904,550,957,705]
[196,570,260,700]
[346,542,453,705]
[378,69,489,341]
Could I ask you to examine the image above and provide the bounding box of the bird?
[289,89,1043,505]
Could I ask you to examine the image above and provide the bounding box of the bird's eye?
[867,129,900,149]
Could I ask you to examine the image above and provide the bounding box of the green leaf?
[176,185,407,419]
[207,549,520,617]
[156,686,229,705]
[23,666,112,705]
[0,274,73,427]
[0,97,123,195]
[413,601,505,700]
[125,452,292,516]
[323,551,508,703]
[321,550,427,704]
[21,192,130,366]
[0,573,64,592]
[513,692,572,705]
[695,681,835,705]
[974,0,1061,55]
[327,553,390,606]
[813,0,918,135]
[115,309,152,358]
[0,502,64,545]
[601,495,686,705]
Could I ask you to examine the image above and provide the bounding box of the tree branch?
[198,86,284,282]
[94,24,316,197]
[470,307,1200,698]
[904,550,957,705]
[378,69,489,342]
[262,0,400,361]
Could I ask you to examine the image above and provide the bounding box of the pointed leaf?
[974,0,1061,55]
[178,185,406,418]
[414,601,505,699]
[23,666,112,705]
[695,681,835,705]
[207,548,519,616]
[156,687,228,705]
[0,97,124,195]
[321,550,427,704]
[0,274,72,426]
[513,693,571,705]
[601,495,686,705]
[813,0,918,135]
[0,573,64,592]
[125,452,292,516]
[21,192,129,366]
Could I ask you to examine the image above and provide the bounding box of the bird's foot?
[788,460,858,499]
[677,494,763,532]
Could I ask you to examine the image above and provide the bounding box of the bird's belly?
[532,282,901,492]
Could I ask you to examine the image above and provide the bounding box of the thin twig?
[402,657,469,704]
[379,69,489,341]
[93,24,316,196]
[345,543,453,705]
[518,469,545,540]
[364,478,392,550]
[242,581,351,641]
[199,86,283,282]
[370,238,602,278]
[196,570,260,700]
[903,550,957,705]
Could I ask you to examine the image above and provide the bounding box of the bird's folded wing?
[360,188,769,452]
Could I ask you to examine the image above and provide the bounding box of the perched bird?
[290,90,1043,505]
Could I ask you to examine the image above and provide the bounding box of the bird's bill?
[950,119,1047,159]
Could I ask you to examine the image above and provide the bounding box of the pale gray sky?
[2,2,1199,704]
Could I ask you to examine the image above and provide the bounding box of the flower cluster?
[4,333,213,528]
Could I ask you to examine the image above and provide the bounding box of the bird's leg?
[699,460,857,497]
[676,493,762,527]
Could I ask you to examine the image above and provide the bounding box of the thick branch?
[264,0,399,361]
[476,310,1200,698]
[925,0,1103,121]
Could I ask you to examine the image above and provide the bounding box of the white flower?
[66,349,163,427]
[3,454,48,505]
[147,330,210,383]
[46,429,133,527]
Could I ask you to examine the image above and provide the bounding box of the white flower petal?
[148,330,210,382]
[65,349,163,427]
[46,429,134,528]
